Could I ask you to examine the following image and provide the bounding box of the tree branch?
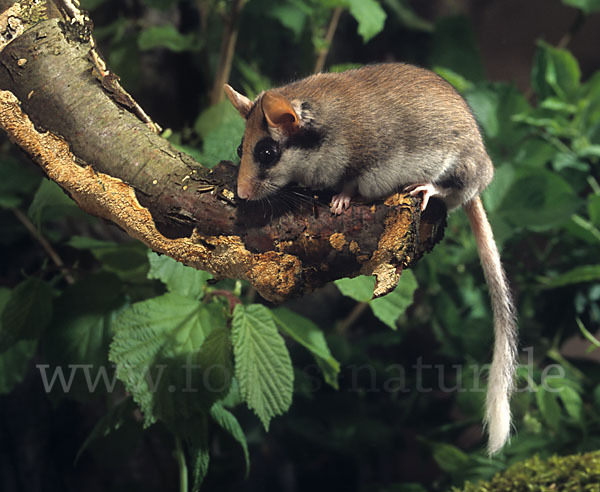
[0,0,446,302]
[210,0,246,106]
[314,6,343,74]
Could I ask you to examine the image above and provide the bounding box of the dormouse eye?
[237,143,243,158]
[253,138,280,167]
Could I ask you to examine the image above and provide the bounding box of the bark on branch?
[0,0,446,302]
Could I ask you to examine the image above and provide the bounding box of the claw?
[330,193,352,215]
[404,183,444,211]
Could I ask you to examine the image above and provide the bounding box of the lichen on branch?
[0,0,446,302]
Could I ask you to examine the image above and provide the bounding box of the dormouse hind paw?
[404,183,448,211]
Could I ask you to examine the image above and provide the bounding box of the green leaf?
[567,214,600,244]
[594,384,600,410]
[41,273,124,399]
[335,272,418,329]
[68,236,149,280]
[75,398,137,464]
[433,66,474,92]
[465,83,529,150]
[346,0,387,43]
[109,294,228,425]
[383,0,433,32]
[268,3,309,38]
[431,442,470,474]
[536,387,561,430]
[0,288,37,395]
[482,164,515,213]
[532,42,581,101]
[79,0,107,9]
[0,277,53,352]
[147,252,211,299]
[497,169,579,231]
[335,275,374,302]
[231,304,294,430]
[577,317,600,352]
[540,265,600,288]
[185,417,210,492]
[430,16,484,82]
[210,402,250,477]
[195,99,244,140]
[138,25,199,52]
[329,63,362,73]
[28,179,87,228]
[562,0,600,14]
[141,0,178,8]
[0,157,40,209]
[0,339,37,394]
[235,59,272,98]
[271,307,340,388]
[370,270,417,329]
[557,386,583,423]
[588,194,600,227]
[194,100,246,168]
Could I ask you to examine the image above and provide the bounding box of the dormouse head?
[224,84,304,201]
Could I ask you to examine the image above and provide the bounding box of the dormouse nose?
[237,181,251,200]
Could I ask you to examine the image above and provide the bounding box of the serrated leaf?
[231,304,293,430]
[594,384,600,410]
[498,169,579,231]
[588,195,600,227]
[75,398,137,464]
[562,0,600,14]
[0,288,37,393]
[68,236,149,280]
[194,100,246,168]
[147,252,211,299]
[434,66,474,92]
[109,294,228,425]
[536,387,561,430]
[347,0,387,43]
[210,402,250,477]
[177,416,210,492]
[336,273,417,329]
[383,0,433,32]
[431,442,470,474]
[271,307,340,388]
[532,42,581,101]
[370,270,417,329]
[541,265,600,288]
[557,386,583,423]
[577,318,600,352]
[0,157,40,209]
[28,179,87,228]
[200,117,246,168]
[138,25,199,52]
[335,275,374,302]
[79,0,107,9]
[0,339,36,394]
[41,273,124,400]
[268,4,308,38]
[430,16,484,82]
[141,0,177,9]
[0,277,53,353]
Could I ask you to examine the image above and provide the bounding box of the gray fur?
[225,63,517,454]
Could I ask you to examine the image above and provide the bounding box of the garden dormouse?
[224,63,517,455]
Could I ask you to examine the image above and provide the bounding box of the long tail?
[463,196,518,455]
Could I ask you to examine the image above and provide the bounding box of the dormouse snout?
[225,84,302,202]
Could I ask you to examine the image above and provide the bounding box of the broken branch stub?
[0,6,446,302]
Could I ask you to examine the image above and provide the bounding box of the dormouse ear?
[224,84,253,118]
[261,92,299,132]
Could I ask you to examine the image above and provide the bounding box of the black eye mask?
[253,138,281,167]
